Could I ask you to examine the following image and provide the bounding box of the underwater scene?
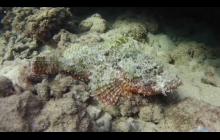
[0,7,220,132]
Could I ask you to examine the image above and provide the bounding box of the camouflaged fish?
[31,37,182,105]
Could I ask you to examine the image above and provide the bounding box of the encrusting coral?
[1,7,77,42]
[0,7,78,61]
[78,13,109,33]
[31,37,182,105]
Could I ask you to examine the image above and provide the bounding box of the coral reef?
[51,75,77,99]
[0,76,15,97]
[113,117,148,132]
[110,20,147,42]
[201,66,220,87]
[0,7,11,26]
[90,112,112,132]
[164,98,220,132]
[103,13,158,42]
[139,104,163,123]
[0,91,43,131]
[1,7,77,42]
[36,79,50,100]
[86,105,102,120]
[17,60,45,89]
[52,29,103,47]
[33,92,90,132]
[170,41,207,65]
[78,13,109,33]
[0,30,38,60]
[0,7,78,60]
[24,7,77,42]
[1,8,220,132]
[0,84,91,132]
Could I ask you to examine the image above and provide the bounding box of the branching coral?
[1,7,77,43]
[25,7,77,42]
[0,7,78,60]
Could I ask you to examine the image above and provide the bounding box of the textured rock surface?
[91,112,112,132]
[170,42,207,65]
[113,117,147,132]
[33,93,76,131]
[0,91,43,132]
[0,76,15,97]
[53,29,103,48]
[79,13,109,33]
[86,105,102,120]
[201,66,220,87]
[139,104,163,123]
[164,98,220,132]
[0,7,77,60]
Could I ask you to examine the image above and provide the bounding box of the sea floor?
[0,7,220,132]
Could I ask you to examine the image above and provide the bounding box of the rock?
[51,75,75,99]
[140,122,158,132]
[170,41,207,65]
[201,66,220,87]
[165,98,220,131]
[79,13,109,33]
[86,105,102,120]
[0,76,15,97]
[36,79,50,100]
[0,91,43,131]
[119,100,139,117]
[114,117,146,132]
[116,121,131,132]
[158,34,176,52]
[93,112,112,132]
[33,94,85,132]
[139,104,163,124]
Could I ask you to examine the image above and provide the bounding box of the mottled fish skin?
[91,66,177,105]
[31,57,182,105]
[30,37,182,106]
[31,57,90,82]
[31,57,58,75]
[94,72,181,105]
[31,61,57,75]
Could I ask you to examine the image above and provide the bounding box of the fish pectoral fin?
[94,81,130,105]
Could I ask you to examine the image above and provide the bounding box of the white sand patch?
[147,33,220,106]
[174,65,220,106]
[0,58,29,85]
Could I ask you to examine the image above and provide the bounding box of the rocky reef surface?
[0,7,220,132]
